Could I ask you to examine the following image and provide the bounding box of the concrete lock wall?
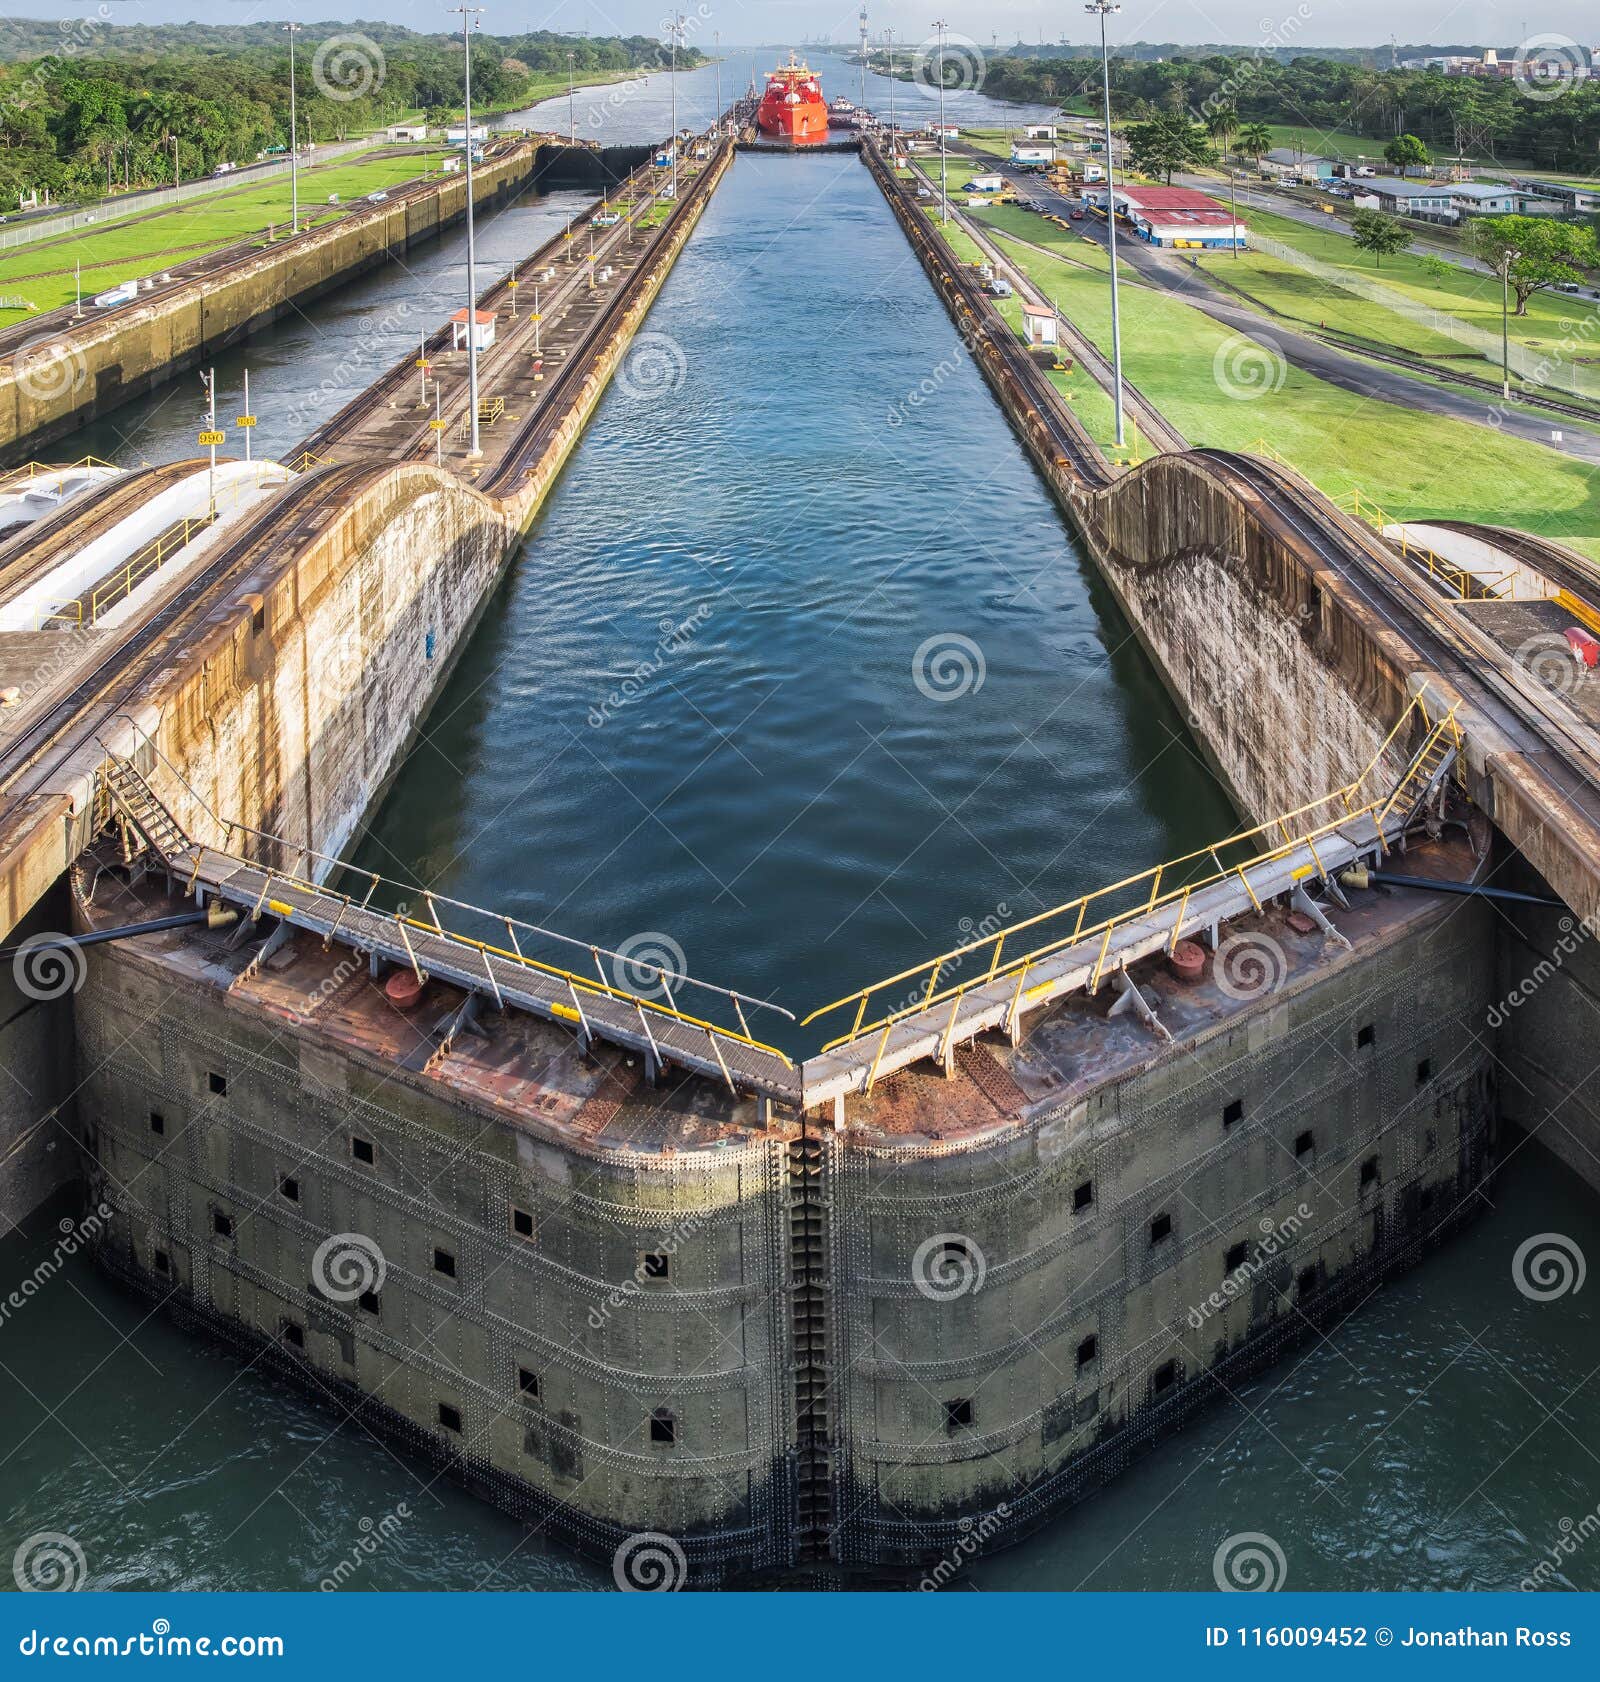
[74,943,796,1569]
[0,144,539,464]
[824,900,1497,1564]
[73,886,1496,1575]
[135,467,514,869]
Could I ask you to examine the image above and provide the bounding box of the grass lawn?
[1254,123,1386,165]
[0,151,453,315]
[1215,205,1600,402]
[976,223,1600,560]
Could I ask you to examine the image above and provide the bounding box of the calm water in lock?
[3,73,1597,1594]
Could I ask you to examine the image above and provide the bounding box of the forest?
[971,50,1600,173]
[0,18,703,202]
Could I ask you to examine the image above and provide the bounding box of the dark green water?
[3,144,1597,1596]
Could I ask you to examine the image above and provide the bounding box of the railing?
[38,460,292,630]
[0,455,120,486]
[107,719,796,1073]
[42,512,216,628]
[803,695,1459,1055]
[1333,483,1514,602]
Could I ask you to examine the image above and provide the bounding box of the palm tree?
[1205,103,1240,154]
[1236,122,1272,164]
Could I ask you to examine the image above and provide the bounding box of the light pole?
[669,15,683,200]
[715,31,722,133]
[886,28,896,143]
[933,18,948,224]
[283,22,301,235]
[567,52,576,144]
[1086,0,1125,448]
[454,5,485,459]
[1499,247,1520,401]
[859,5,869,112]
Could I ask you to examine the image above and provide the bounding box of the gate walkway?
[99,746,800,1107]
[96,697,1458,1117]
[800,697,1460,1108]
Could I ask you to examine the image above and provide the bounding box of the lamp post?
[454,4,486,459]
[283,22,301,234]
[669,14,683,201]
[715,31,722,133]
[1499,247,1520,401]
[886,28,895,144]
[1086,0,1125,448]
[567,52,576,144]
[933,18,948,225]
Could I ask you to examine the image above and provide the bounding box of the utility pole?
[454,4,486,459]
[715,31,722,133]
[568,52,576,144]
[72,261,82,321]
[239,368,254,464]
[1086,0,1125,447]
[283,22,301,234]
[933,18,948,224]
[859,5,869,111]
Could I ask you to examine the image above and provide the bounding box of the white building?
[387,123,430,142]
[450,308,496,351]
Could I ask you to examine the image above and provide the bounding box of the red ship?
[757,52,829,145]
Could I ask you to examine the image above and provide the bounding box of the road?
[952,148,1600,467]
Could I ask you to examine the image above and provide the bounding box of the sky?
[2,0,1593,56]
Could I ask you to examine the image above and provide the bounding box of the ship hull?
[757,102,829,144]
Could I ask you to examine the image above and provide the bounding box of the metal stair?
[100,754,192,865]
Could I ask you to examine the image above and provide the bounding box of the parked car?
[1069,208,1085,220]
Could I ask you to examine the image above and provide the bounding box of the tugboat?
[757,52,829,145]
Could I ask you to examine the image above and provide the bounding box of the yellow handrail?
[804,698,1457,1051]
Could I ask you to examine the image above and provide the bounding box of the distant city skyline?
[2,1,1595,56]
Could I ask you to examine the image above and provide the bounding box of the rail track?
[0,138,532,364]
[868,136,1600,838]
[0,460,205,602]
[0,465,378,825]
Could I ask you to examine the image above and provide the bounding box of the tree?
[1125,114,1211,184]
[1350,208,1411,267]
[1467,214,1600,315]
[1235,122,1272,163]
[1383,133,1430,176]
[1204,103,1239,153]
